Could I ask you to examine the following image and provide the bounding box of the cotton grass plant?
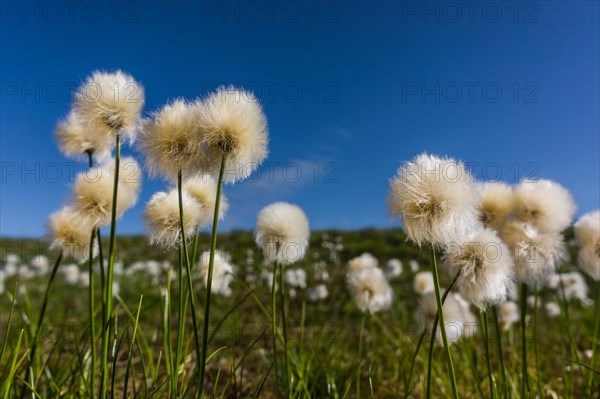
[5,71,600,399]
[389,153,482,399]
[255,201,310,396]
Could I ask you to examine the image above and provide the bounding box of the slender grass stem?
[356,313,366,398]
[198,155,227,398]
[533,286,542,396]
[19,251,63,399]
[404,330,426,399]
[429,249,459,399]
[520,283,530,399]
[557,272,577,399]
[97,228,105,331]
[99,133,121,399]
[278,262,291,395]
[174,244,185,397]
[492,306,508,399]
[482,310,495,399]
[425,271,459,399]
[271,260,280,397]
[88,228,97,398]
[123,295,143,399]
[586,283,600,397]
[177,170,202,395]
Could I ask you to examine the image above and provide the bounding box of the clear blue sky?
[1,1,598,237]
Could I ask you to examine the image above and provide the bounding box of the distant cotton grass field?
[0,70,598,399]
[0,230,597,398]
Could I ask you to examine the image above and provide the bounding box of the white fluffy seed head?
[413,271,434,295]
[284,268,307,289]
[144,189,205,249]
[48,207,95,262]
[139,99,206,180]
[479,182,514,230]
[545,301,561,317]
[74,70,144,142]
[574,210,600,247]
[502,220,566,285]
[550,272,590,302]
[255,202,310,265]
[417,290,464,343]
[443,228,514,309]
[183,174,229,225]
[498,301,519,330]
[347,267,393,313]
[30,255,49,274]
[72,164,139,226]
[55,111,112,162]
[386,258,403,278]
[574,211,600,280]
[196,87,269,183]
[578,245,600,281]
[198,250,234,297]
[514,179,576,233]
[347,252,379,273]
[388,153,482,247]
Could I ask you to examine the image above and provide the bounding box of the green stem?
[520,283,530,399]
[198,155,227,398]
[192,228,200,267]
[174,244,185,397]
[271,260,280,397]
[19,251,63,399]
[356,313,366,398]
[404,330,426,399]
[278,263,291,395]
[425,271,460,399]
[88,228,97,398]
[533,286,542,397]
[97,228,105,332]
[99,133,121,399]
[586,283,600,397]
[492,306,508,399]
[177,170,202,396]
[429,249,459,399]
[482,310,495,399]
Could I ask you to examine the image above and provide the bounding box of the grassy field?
[0,228,597,398]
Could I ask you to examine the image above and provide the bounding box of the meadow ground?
[0,228,597,398]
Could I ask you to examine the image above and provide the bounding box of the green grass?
[0,229,597,398]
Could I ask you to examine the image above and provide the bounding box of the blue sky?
[1,1,598,237]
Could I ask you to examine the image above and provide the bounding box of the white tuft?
[139,99,205,180]
[255,202,310,265]
[502,221,566,285]
[574,211,600,281]
[498,301,519,330]
[413,271,434,295]
[417,290,465,343]
[144,189,205,249]
[347,267,393,313]
[183,174,229,226]
[48,207,95,262]
[444,228,514,309]
[72,163,139,226]
[479,182,514,230]
[196,87,269,183]
[385,258,403,278]
[347,253,378,273]
[74,70,144,142]
[55,111,112,161]
[514,179,576,233]
[198,250,234,297]
[388,153,482,247]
